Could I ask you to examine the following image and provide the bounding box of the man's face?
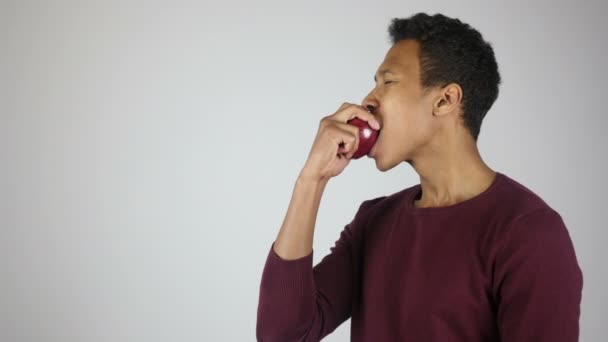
[363,39,440,171]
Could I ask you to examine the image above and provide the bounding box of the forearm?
[258,173,371,341]
[273,172,329,260]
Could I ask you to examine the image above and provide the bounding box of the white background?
[2,0,607,341]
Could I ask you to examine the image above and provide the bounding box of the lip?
[367,131,380,157]
[367,145,375,157]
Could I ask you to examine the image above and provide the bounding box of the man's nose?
[362,99,378,114]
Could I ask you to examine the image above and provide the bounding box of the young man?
[256,12,583,342]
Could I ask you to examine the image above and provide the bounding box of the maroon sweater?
[256,172,583,341]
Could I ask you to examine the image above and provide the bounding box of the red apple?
[346,117,379,159]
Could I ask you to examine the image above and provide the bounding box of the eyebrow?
[374,69,396,82]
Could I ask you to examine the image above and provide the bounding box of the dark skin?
[361,39,496,208]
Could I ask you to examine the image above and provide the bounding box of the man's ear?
[432,83,463,117]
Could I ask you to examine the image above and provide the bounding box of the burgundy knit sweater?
[256,172,583,341]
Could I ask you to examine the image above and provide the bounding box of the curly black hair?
[388,13,501,141]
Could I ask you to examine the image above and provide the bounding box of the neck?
[410,133,496,208]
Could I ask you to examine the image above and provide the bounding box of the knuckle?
[348,131,358,143]
[319,116,330,128]
[338,102,354,113]
[323,124,337,136]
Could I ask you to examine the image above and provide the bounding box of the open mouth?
[368,130,381,157]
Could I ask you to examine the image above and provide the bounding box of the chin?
[373,155,398,172]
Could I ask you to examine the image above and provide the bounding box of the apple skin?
[346,117,379,159]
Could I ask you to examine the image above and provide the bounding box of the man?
[256,12,583,342]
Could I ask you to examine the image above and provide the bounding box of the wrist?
[297,169,329,187]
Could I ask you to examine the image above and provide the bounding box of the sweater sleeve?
[493,207,584,341]
[256,198,377,342]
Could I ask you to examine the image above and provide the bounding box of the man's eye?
[384,81,394,84]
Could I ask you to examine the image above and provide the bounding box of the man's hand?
[300,102,380,182]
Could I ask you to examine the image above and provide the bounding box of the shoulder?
[351,184,418,227]
[494,172,555,216]
[492,203,582,298]
[492,174,575,259]
[480,172,567,235]
[359,184,418,213]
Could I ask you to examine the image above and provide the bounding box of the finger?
[337,143,353,158]
[330,124,358,157]
[334,104,381,130]
[337,102,352,111]
[333,122,360,159]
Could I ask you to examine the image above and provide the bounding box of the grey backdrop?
[2,0,607,341]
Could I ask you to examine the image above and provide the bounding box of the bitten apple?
[346,117,379,159]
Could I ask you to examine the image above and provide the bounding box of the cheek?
[383,97,428,141]
[396,102,426,130]
[394,106,433,144]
